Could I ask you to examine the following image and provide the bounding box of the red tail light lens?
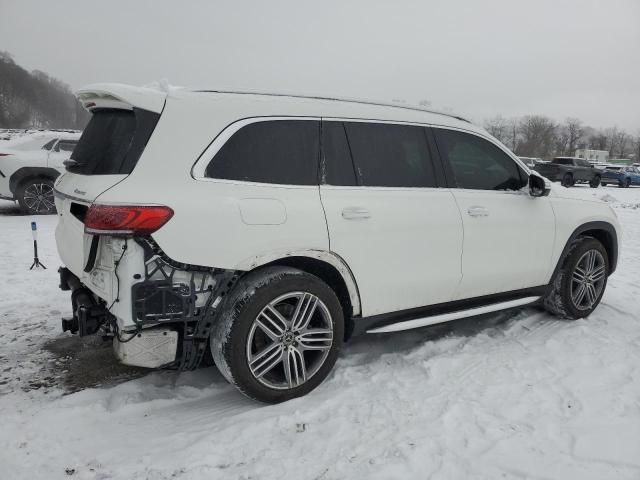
[84,204,174,236]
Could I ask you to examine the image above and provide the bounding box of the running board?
[366,296,540,334]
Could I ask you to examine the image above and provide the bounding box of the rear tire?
[589,175,601,188]
[561,173,574,187]
[16,177,56,215]
[543,237,608,319]
[211,266,344,403]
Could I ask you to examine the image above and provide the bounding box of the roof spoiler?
[76,83,167,113]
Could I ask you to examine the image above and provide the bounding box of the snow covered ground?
[1,186,639,480]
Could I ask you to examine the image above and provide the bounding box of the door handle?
[467,206,489,217]
[341,206,371,220]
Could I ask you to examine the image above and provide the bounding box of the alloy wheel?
[246,292,334,390]
[570,249,606,311]
[22,182,55,213]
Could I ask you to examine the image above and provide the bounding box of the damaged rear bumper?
[57,239,240,370]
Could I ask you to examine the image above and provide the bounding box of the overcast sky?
[1,0,638,130]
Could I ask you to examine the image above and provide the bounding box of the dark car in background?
[534,157,601,188]
[601,165,640,188]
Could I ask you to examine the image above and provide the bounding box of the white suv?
[54,84,620,403]
[0,131,80,214]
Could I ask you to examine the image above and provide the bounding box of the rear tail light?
[84,204,174,236]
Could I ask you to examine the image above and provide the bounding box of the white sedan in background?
[0,130,80,214]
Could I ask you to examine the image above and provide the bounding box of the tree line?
[0,51,89,130]
[484,114,640,161]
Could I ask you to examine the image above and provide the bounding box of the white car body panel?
[451,188,556,299]
[320,185,463,316]
[0,132,79,199]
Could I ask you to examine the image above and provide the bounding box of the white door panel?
[452,190,555,299]
[321,186,463,317]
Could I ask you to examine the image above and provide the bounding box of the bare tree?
[507,118,518,152]
[565,118,583,155]
[606,127,619,157]
[517,115,557,158]
[484,115,509,145]
[615,130,628,158]
[555,126,569,155]
[589,131,608,150]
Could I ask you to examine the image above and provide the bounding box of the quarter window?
[205,120,320,185]
[340,122,436,188]
[435,129,526,191]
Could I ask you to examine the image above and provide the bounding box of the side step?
[366,296,540,334]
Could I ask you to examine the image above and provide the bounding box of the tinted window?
[553,158,573,165]
[206,120,320,185]
[70,108,160,175]
[342,122,436,188]
[42,139,57,151]
[56,140,77,152]
[435,129,526,191]
[322,122,357,186]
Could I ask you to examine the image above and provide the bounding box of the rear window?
[68,108,160,175]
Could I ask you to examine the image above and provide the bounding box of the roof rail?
[195,89,471,123]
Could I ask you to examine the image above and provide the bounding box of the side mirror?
[529,173,550,197]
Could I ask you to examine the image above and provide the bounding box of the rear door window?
[434,128,526,191]
[340,122,436,188]
[205,120,320,185]
[69,108,160,175]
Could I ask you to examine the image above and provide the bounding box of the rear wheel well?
[256,256,355,341]
[9,167,60,194]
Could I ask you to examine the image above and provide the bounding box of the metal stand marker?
[29,221,46,270]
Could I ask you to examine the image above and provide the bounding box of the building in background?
[575,149,609,163]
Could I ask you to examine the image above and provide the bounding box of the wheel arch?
[9,167,61,195]
[236,250,362,339]
[553,221,619,279]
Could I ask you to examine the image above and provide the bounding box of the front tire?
[211,266,344,403]
[589,175,601,188]
[543,237,608,319]
[16,177,56,214]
